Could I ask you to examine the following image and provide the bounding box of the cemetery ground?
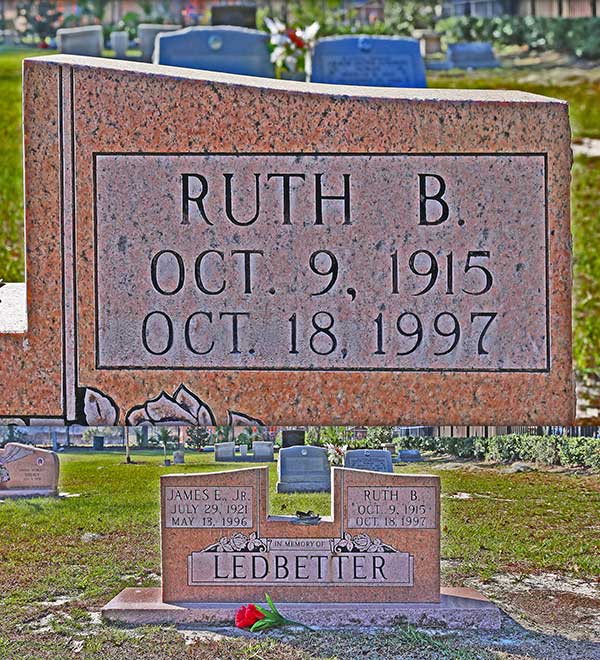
[1,48,599,372]
[1,450,599,659]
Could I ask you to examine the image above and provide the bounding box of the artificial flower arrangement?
[325,443,348,466]
[264,17,320,78]
[236,594,311,632]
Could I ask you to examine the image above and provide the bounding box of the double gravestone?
[0,51,574,631]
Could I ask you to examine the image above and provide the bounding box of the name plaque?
[94,153,548,373]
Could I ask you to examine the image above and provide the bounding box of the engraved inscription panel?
[347,486,437,529]
[95,154,547,372]
[164,486,253,528]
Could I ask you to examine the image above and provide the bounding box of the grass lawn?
[1,49,599,370]
[0,451,599,659]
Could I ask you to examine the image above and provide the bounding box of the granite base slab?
[101,587,502,630]
[0,488,58,498]
[276,481,331,493]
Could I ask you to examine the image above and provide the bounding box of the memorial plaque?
[0,443,59,497]
[164,485,253,528]
[0,57,573,426]
[160,466,440,603]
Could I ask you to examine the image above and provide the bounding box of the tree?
[186,427,210,450]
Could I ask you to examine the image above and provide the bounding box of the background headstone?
[446,42,500,70]
[310,35,427,87]
[215,441,235,461]
[0,443,59,497]
[277,445,330,493]
[211,3,257,28]
[154,26,274,77]
[252,440,274,462]
[173,449,185,464]
[281,429,306,448]
[110,30,128,58]
[57,26,103,57]
[138,23,181,62]
[239,444,248,459]
[345,449,393,473]
[397,449,423,463]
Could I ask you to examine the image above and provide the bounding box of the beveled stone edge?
[25,54,566,105]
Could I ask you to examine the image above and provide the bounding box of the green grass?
[572,155,600,370]
[0,451,598,658]
[428,67,600,140]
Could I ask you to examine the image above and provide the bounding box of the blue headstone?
[397,449,422,463]
[446,42,500,70]
[344,449,393,473]
[310,35,426,88]
[154,26,274,78]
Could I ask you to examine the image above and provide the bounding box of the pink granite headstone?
[0,56,573,426]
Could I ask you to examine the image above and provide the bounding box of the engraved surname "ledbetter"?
[164,486,253,528]
[95,153,548,372]
[347,486,437,529]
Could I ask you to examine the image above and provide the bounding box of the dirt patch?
[468,572,600,642]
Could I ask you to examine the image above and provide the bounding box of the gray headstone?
[344,449,393,473]
[398,449,422,463]
[252,440,274,462]
[214,441,235,461]
[110,30,128,58]
[239,444,248,458]
[281,429,305,448]
[310,35,426,88]
[446,42,500,70]
[276,445,330,493]
[173,449,185,464]
[138,23,181,62]
[211,3,257,28]
[57,26,103,57]
[154,26,274,78]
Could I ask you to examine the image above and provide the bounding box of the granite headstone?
[57,26,103,57]
[252,440,274,462]
[154,26,274,77]
[0,443,59,497]
[214,441,235,461]
[277,445,330,493]
[281,429,306,448]
[446,42,500,70]
[311,35,426,87]
[344,449,393,473]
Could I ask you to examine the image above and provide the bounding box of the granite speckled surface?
[0,56,574,426]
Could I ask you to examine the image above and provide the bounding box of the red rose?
[287,29,305,49]
[235,603,265,629]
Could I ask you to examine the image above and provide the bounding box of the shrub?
[435,16,600,59]
[403,433,600,469]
